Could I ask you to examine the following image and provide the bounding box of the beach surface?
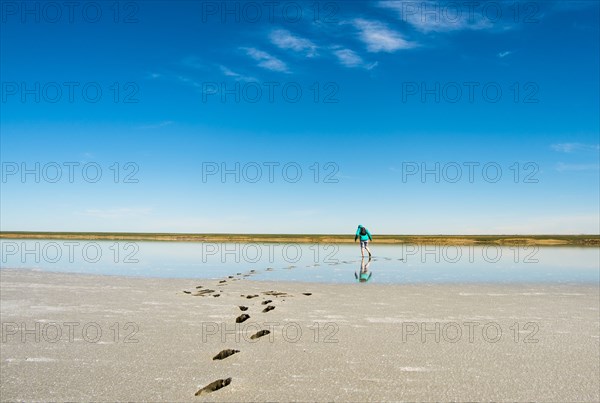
[1,268,598,401]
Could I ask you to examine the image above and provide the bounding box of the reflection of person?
[355,256,372,283]
[354,224,372,257]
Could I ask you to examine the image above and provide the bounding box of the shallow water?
[1,239,598,284]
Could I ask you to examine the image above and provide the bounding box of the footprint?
[302,293,312,296]
[239,306,248,311]
[236,314,250,323]
[195,378,231,396]
[262,305,275,313]
[263,291,287,297]
[213,349,239,360]
[194,289,215,296]
[250,330,270,340]
[261,300,272,305]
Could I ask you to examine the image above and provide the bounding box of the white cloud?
[333,48,362,66]
[220,65,238,77]
[551,143,600,153]
[352,18,416,53]
[378,0,493,33]
[241,47,290,73]
[219,65,256,82]
[498,51,512,58]
[176,75,202,88]
[333,48,378,70]
[269,29,317,57]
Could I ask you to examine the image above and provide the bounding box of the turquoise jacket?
[355,225,372,242]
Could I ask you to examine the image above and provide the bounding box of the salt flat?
[1,269,598,401]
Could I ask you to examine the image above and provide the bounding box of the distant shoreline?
[1,232,598,246]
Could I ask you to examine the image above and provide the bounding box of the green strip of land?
[1,232,598,246]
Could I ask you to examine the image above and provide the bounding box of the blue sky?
[1,0,599,234]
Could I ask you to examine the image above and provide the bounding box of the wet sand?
[1,268,598,401]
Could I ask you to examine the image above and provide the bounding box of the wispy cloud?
[176,75,202,88]
[220,65,240,77]
[219,65,256,82]
[333,48,378,70]
[378,0,493,33]
[269,29,317,57]
[498,51,512,58]
[556,163,600,172]
[351,19,416,53]
[551,143,600,153]
[241,47,289,73]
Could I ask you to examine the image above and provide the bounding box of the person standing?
[354,224,372,257]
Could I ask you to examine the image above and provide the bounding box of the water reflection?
[0,240,598,284]
[355,256,373,283]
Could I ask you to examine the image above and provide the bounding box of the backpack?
[359,227,367,236]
